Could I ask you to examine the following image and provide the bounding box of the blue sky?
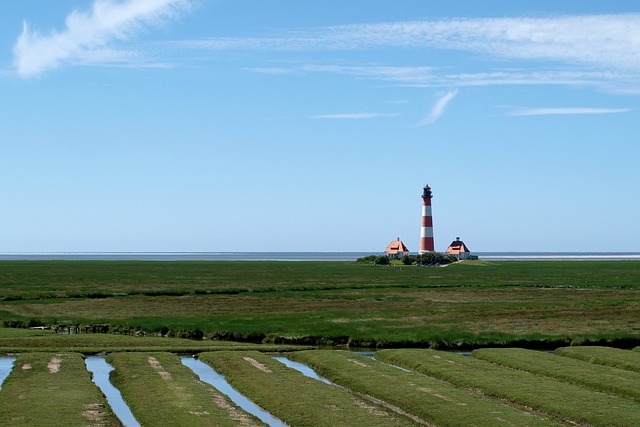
[1,0,639,253]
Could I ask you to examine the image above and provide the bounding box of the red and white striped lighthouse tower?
[419,184,435,253]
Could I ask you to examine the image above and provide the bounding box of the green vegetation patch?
[0,352,120,427]
[1,260,638,300]
[556,346,640,373]
[474,347,640,400]
[0,332,310,354]
[0,328,53,338]
[198,350,414,427]
[0,261,639,348]
[108,352,263,427]
[2,285,638,348]
[289,350,562,426]
[376,349,640,427]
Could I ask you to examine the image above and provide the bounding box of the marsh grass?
[0,328,52,338]
[0,260,638,348]
[0,352,120,427]
[376,349,640,427]
[198,350,415,427]
[473,347,640,400]
[1,260,638,298]
[108,352,264,426]
[288,350,562,426]
[555,346,640,373]
[0,331,310,354]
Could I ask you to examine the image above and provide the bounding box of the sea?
[0,252,639,261]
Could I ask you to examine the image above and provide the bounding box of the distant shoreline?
[0,252,639,261]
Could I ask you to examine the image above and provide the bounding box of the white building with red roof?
[385,238,410,258]
[445,237,473,260]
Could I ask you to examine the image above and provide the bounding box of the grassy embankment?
[198,350,414,427]
[0,260,638,348]
[0,352,120,426]
[288,350,562,426]
[108,352,264,427]
[555,345,640,372]
[473,347,640,400]
[0,328,310,354]
[376,349,640,426]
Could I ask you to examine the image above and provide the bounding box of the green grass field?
[0,347,638,425]
[376,349,640,426]
[108,352,264,426]
[473,347,640,400]
[0,260,638,348]
[0,330,310,354]
[0,260,637,425]
[555,345,640,372]
[288,350,562,426]
[0,352,120,427]
[198,350,414,426]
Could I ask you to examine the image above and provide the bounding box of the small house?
[385,238,410,258]
[445,237,474,260]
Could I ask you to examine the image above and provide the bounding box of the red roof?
[385,238,410,255]
[446,238,470,255]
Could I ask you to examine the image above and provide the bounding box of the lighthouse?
[419,184,434,253]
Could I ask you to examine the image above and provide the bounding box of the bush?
[374,255,390,265]
[356,255,378,263]
[415,252,457,266]
[357,253,455,266]
[356,255,392,265]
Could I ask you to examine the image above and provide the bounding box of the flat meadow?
[0,259,638,348]
[376,348,640,426]
[107,352,265,427]
[1,343,640,426]
[0,352,120,426]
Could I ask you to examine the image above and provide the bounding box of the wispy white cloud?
[325,15,640,70]
[13,0,191,78]
[178,14,640,93]
[177,14,640,71]
[245,67,296,75]
[301,64,437,83]
[310,113,398,120]
[267,65,619,89]
[419,90,458,126]
[508,107,632,116]
[18,8,640,91]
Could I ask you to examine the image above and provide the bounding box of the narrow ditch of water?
[85,356,141,427]
[180,356,287,427]
[0,357,16,390]
[271,356,332,384]
[368,355,412,372]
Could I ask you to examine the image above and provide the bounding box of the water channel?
[85,356,141,427]
[1,350,468,426]
[180,356,287,427]
[0,357,15,390]
[271,356,332,384]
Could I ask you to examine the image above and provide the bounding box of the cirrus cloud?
[184,14,640,93]
[419,89,458,126]
[310,112,398,120]
[13,0,191,78]
[508,107,632,116]
[175,14,640,71]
